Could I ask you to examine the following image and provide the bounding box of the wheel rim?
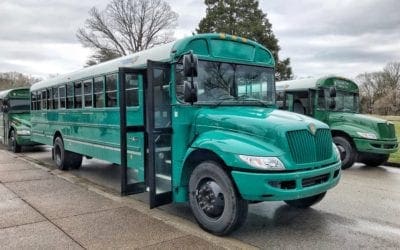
[10,132,15,151]
[55,145,62,166]
[195,178,225,218]
[336,144,346,161]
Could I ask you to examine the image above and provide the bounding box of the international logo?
[308,123,316,136]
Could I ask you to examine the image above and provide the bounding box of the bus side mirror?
[329,87,336,98]
[183,51,198,104]
[184,81,198,103]
[329,99,336,109]
[183,52,198,77]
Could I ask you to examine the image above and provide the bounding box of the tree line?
[357,62,400,115]
[0,72,41,91]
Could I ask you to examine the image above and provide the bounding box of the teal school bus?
[0,88,36,152]
[30,33,341,235]
[276,76,398,169]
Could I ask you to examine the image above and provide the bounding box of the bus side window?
[31,92,36,110]
[106,74,117,107]
[83,79,93,108]
[59,86,66,109]
[317,89,326,109]
[66,84,74,109]
[41,90,47,110]
[94,76,105,108]
[125,74,138,106]
[52,87,59,109]
[48,88,53,110]
[74,82,83,109]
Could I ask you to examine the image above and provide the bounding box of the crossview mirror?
[329,87,337,98]
[329,99,336,109]
[183,51,198,77]
[184,80,198,103]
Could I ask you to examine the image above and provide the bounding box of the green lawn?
[388,119,400,164]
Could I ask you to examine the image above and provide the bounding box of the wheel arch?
[331,130,355,148]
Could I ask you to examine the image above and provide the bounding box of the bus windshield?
[176,60,275,105]
[334,90,359,112]
[9,99,30,111]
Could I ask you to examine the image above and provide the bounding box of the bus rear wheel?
[284,192,326,208]
[333,136,356,169]
[53,137,82,170]
[188,161,248,235]
[9,130,21,153]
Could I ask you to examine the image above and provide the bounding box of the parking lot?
[4,146,400,249]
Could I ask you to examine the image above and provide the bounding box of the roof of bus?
[0,87,30,99]
[276,75,358,92]
[31,33,275,91]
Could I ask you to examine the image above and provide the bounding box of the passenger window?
[125,74,138,106]
[83,79,93,108]
[94,76,104,108]
[41,90,47,110]
[66,84,74,109]
[31,92,37,110]
[52,87,59,109]
[106,74,117,107]
[74,82,82,108]
[47,89,53,110]
[59,86,66,109]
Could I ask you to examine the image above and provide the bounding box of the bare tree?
[77,0,178,65]
[0,72,41,91]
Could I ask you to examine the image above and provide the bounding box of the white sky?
[0,0,399,80]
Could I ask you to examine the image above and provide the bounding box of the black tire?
[333,136,356,169]
[358,153,389,167]
[188,161,248,235]
[9,130,22,153]
[284,192,326,208]
[53,137,82,170]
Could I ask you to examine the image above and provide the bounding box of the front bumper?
[353,138,398,154]
[231,160,341,201]
[16,135,37,146]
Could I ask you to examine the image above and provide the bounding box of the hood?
[329,112,396,140]
[195,106,329,143]
[10,113,31,128]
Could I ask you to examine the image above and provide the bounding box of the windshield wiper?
[214,96,236,106]
[235,94,269,107]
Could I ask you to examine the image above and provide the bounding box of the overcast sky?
[0,0,399,80]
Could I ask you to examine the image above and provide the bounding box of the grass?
[388,119,400,164]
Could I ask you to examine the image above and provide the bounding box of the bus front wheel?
[53,137,82,170]
[9,130,22,153]
[333,136,356,169]
[188,161,248,235]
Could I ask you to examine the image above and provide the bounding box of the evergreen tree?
[197,0,293,80]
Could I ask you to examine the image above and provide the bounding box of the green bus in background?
[276,76,398,169]
[0,88,36,152]
[30,33,341,235]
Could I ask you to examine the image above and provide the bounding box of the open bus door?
[146,60,173,208]
[119,68,146,195]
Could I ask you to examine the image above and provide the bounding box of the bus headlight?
[17,130,31,135]
[333,143,340,161]
[356,132,377,140]
[239,155,285,170]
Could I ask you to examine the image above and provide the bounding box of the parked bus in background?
[30,33,341,235]
[276,76,398,169]
[0,88,36,152]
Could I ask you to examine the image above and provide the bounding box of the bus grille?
[377,123,396,139]
[287,129,332,164]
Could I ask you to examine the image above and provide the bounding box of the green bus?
[0,87,36,152]
[30,33,341,235]
[276,76,398,169]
